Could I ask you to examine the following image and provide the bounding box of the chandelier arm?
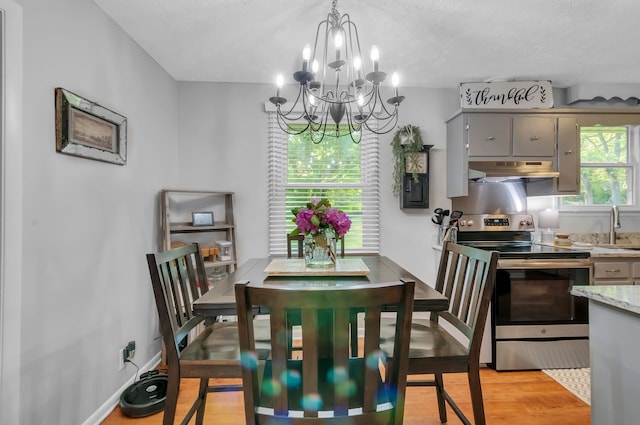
[309,121,328,144]
[275,113,312,135]
[342,107,362,144]
[374,91,400,117]
[342,15,366,78]
[364,112,399,135]
[275,86,308,121]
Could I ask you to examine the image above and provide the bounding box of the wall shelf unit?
[161,189,237,276]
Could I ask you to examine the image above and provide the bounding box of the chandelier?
[269,0,405,144]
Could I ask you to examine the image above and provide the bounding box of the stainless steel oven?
[492,257,590,371]
[456,213,592,371]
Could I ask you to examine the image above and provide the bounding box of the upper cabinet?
[446,108,640,198]
[466,114,556,158]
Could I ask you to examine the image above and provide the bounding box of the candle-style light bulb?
[334,31,343,61]
[312,59,319,74]
[334,32,343,49]
[276,74,284,97]
[370,45,379,72]
[302,44,311,71]
[392,72,400,96]
[353,56,362,76]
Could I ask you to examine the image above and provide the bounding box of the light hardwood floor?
[102,368,590,424]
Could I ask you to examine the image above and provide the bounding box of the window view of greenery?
[286,125,364,248]
[562,126,632,206]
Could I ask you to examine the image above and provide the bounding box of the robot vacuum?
[119,370,168,417]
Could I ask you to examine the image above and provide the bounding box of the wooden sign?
[460,80,553,109]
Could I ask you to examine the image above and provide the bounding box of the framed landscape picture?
[55,87,127,165]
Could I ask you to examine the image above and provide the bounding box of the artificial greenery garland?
[391,124,425,197]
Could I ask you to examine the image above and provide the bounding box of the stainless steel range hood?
[468,160,560,179]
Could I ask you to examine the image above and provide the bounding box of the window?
[561,125,636,206]
[268,115,380,255]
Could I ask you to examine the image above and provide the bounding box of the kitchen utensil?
[448,210,463,226]
[432,208,449,225]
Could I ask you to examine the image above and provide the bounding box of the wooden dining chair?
[235,279,415,425]
[146,242,270,425]
[380,241,499,425]
[286,233,345,258]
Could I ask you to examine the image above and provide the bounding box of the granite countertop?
[572,285,640,316]
[561,232,640,258]
[587,246,640,258]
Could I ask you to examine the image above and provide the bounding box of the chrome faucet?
[609,205,621,244]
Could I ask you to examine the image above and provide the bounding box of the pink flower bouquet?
[290,198,352,239]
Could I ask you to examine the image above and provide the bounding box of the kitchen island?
[571,285,640,425]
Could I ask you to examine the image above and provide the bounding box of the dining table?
[193,256,449,317]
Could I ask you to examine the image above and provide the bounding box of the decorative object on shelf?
[191,211,214,227]
[290,198,351,267]
[216,240,233,261]
[268,0,405,144]
[55,87,127,165]
[391,125,425,197]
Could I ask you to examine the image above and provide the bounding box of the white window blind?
[268,113,380,256]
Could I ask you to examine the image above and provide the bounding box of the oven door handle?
[497,259,592,269]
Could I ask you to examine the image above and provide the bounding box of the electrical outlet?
[119,348,126,370]
[126,340,136,360]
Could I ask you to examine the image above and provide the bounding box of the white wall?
[14,0,179,423]
[176,82,459,284]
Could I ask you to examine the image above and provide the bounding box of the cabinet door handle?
[530,136,539,141]
[564,149,573,155]
[605,268,621,273]
[486,136,495,141]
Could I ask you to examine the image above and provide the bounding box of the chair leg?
[162,372,180,425]
[468,365,486,425]
[434,373,447,424]
[195,378,209,425]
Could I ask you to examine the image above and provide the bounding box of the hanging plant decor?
[391,124,425,197]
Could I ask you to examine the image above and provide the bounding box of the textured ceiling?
[94,0,640,89]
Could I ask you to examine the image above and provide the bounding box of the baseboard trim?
[81,351,162,425]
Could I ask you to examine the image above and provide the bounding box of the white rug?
[542,368,591,405]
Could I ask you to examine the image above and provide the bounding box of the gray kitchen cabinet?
[466,114,555,158]
[512,115,556,157]
[467,114,512,156]
[556,116,580,193]
[446,108,640,198]
[447,110,562,198]
[591,258,640,285]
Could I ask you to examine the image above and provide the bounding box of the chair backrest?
[286,233,346,258]
[146,242,210,368]
[235,280,415,425]
[433,241,499,361]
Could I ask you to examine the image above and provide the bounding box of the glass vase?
[304,230,337,267]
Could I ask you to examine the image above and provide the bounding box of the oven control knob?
[520,219,533,226]
[459,219,467,227]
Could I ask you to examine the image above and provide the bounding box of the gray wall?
[9,0,179,423]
